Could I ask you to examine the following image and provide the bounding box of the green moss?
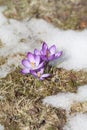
[47,127,57,130]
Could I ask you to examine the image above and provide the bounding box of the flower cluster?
[21,42,62,80]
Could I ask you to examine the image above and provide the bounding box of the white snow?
[63,114,87,130]
[0,7,41,78]
[43,85,87,130]
[43,85,87,111]
[43,92,75,110]
[0,6,87,78]
[27,19,87,70]
[0,124,4,130]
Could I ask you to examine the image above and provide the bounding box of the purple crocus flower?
[21,42,63,80]
[34,49,40,56]
[21,52,44,74]
[40,42,63,61]
[31,68,50,80]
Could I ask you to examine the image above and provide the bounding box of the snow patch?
[0,6,87,78]
[0,7,40,78]
[43,93,75,110]
[27,19,87,70]
[43,85,87,130]
[0,6,7,26]
[63,114,87,130]
[0,124,4,130]
[43,85,87,111]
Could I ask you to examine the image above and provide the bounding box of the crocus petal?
[41,55,48,61]
[40,77,44,80]
[40,50,44,55]
[34,55,40,66]
[27,52,35,63]
[30,70,37,78]
[49,45,56,55]
[39,68,44,74]
[42,42,48,50]
[38,61,44,69]
[55,51,63,59]
[21,68,30,74]
[41,74,50,78]
[22,59,31,68]
[34,49,40,55]
[48,54,55,61]
[41,42,48,55]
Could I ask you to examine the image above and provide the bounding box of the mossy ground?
[0,0,87,30]
[0,57,8,66]
[70,101,87,115]
[0,66,87,130]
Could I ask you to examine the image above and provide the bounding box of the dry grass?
[0,56,8,66]
[0,98,66,130]
[0,66,87,129]
[0,40,4,48]
[70,101,87,114]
